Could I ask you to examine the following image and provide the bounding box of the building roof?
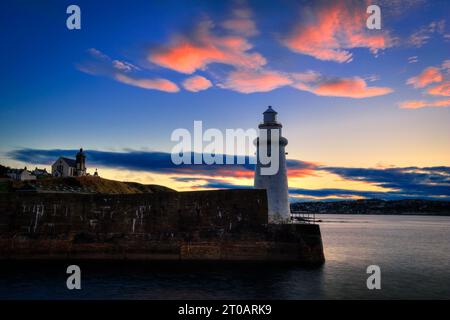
[33,168,49,175]
[60,157,77,167]
[7,168,25,174]
[263,106,277,114]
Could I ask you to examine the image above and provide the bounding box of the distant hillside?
[2,176,175,194]
[291,199,450,216]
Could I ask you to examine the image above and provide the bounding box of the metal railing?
[290,211,316,224]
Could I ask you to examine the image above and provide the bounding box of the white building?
[52,148,87,177]
[6,167,36,181]
[32,167,50,178]
[254,106,290,222]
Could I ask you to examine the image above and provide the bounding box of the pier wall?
[0,190,324,265]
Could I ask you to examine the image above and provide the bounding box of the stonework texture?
[0,190,324,265]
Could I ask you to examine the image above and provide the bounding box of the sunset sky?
[1,0,450,201]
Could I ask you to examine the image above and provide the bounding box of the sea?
[1,214,449,299]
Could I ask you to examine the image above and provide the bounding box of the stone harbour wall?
[0,190,325,265]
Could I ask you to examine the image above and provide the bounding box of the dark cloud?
[172,177,205,183]
[8,148,251,176]
[289,188,450,201]
[183,164,450,200]
[7,148,450,200]
[198,181,251,190]
[321,166,450,197]
[7,148,312,179]
[194,184,450,201]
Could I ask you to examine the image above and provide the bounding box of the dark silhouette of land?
[292,199,450,216]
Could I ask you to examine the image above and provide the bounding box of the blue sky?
[1,0,450,200]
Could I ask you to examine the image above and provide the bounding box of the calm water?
[1,214,449,299]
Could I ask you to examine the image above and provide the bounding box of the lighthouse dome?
[263,106,278,123]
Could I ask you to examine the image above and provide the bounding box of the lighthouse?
[75,148,87,176]
[254,106,290,222]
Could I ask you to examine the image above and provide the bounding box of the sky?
[1,0,450,201]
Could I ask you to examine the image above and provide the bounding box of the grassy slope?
[9,176,175,194]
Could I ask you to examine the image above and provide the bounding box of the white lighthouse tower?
[254,106,291,222]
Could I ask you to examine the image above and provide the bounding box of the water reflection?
[1,215,449,299]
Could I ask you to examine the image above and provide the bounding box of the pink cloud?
[408,20,446,48]
[408,56,419,64]
[427,81,450,96]
[282,2,392,63]
[218,69,393,97]
[291,75,393,98]
[406,67,443,88]
[288,162,320,179]
[182,75,213,92]
[218,69,292,93]
[399,98,450,109]
[114,74,179,92]
[79,46,394,97]
[218,68,393,98]
[148,20,266,74]
[112,60,139,72]
[78,48,179,93]
[290,71,322,83]
[442,60,450,73]
[87,48,109,60]
[222,7,258,36]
